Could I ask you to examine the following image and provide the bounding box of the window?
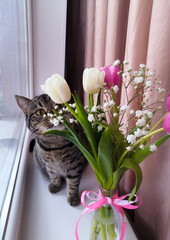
[0,0,30,238]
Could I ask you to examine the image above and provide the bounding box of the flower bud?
[83,68,105,94]
[99,64,120,89]
[41,74,71,104]
[166,91,170,112]
[163,112,170,134]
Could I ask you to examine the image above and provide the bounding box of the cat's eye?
[36,109,46,116]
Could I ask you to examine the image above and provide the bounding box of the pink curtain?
[66,1,170,239]
[83,1,170,239]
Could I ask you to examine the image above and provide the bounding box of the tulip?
[166,92,170,112]
[99,64,120,89]
[83,68,105,94]
[163,112,170,134]
[41,74,71,104]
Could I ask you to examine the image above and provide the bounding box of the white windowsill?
[4,131,139,240]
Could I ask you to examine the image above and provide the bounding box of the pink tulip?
[163,112,170,134]
[99,64,120,89]
[166,92,170,112]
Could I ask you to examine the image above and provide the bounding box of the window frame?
[0,0,33,238]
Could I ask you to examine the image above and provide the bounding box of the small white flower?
[130,110,134,115]
[145,80,152,87]
[103,102,109,108]
[120,105,129,112]
[135,110,143,118]
[57,116,63,121]
[52,118,59,126]
[125,66,132,72]
[140,144,145,150]
[136,117,146,127]
[134,128,142,138]
[157,87,165,93]
[142,130,149,136]
[70,118,74,123]
[91,105,97,112]
[113,113,118,117]
[54,105,58,109]
[139,64,145,69]
[59,110,63,114]
[126,134,136,145]
[97,125,103,132]
[88,114,95,122]
[123,60,129,65]
[145,111,153,119]
[150,144,157,152]
[48,113,54,118]
[126,146,132,151]
[109,100,115,106]
[148,71,154,76]
[122,72,128,78]
[113,85,119,94]
[113,59,120,66]
[134,77,144,84]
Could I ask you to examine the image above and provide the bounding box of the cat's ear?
[15,95,31,115]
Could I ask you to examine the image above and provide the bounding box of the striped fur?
[15,94,87,206]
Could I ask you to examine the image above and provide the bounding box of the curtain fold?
[65,1,170,239]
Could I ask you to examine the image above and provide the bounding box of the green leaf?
[121,158,143,201]
[111,167,126,190]
[98,128,114,189]
[45,121,104,184]
[72,92,98,159]
[108,125,124,142]
[131,134,170,164]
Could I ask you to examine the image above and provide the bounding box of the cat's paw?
[48,184,61,193]
[67,195,80,206]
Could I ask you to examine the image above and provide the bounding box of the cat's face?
[15,94,68,135]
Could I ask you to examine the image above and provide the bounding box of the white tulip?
[83,68,105,94]
[41,74,71,104]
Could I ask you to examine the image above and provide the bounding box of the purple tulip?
[163,112,170,134]
[166,92,170,112]
[99,64,120,89]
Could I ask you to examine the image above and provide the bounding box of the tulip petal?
[163,112,170,134]
[41,74,71,104]
[83,68,104,94]
[166,95,170,112]
[100,64,120,89]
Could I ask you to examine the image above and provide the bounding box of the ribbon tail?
[75,208,94,240]
[120,213,126,240]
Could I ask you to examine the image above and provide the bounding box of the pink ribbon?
[75,189,141,240]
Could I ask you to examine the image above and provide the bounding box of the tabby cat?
[15,94,87,206]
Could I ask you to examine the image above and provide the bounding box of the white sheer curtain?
[0,0,29,237]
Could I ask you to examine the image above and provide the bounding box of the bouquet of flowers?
[41,60,170,240]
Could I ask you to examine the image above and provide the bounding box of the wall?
[31,0,67,95]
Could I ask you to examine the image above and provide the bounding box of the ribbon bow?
[75,189,141,240]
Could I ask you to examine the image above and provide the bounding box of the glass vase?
[89,187,122,240]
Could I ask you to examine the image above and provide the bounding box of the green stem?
[90,217,99,240]
[118,127,165,167]
[111,90,118,125]
[149,113,168,133]
[89,94,94,113]
[132,127,164,148]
